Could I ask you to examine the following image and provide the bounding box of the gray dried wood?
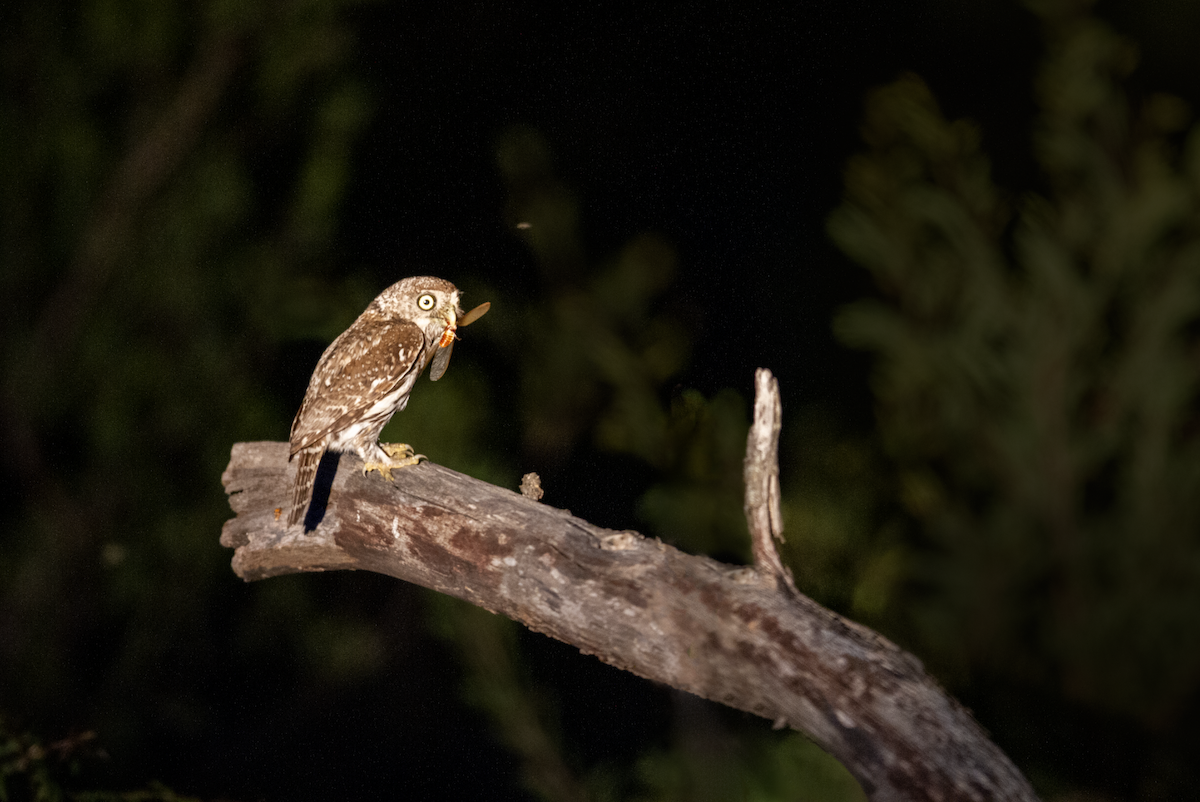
[221,436,1037,801]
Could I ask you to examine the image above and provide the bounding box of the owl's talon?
[362,442,425,482]
[380,442,421,460]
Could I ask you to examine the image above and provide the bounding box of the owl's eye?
[417,293,436,311]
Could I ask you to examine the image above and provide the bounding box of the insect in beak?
[430,301,490,382]
[437,310,458,349]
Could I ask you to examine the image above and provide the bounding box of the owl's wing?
[289,319,427,454]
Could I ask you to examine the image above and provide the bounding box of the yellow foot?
[362,443,426,482]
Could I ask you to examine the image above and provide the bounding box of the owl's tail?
[288,447,324,527]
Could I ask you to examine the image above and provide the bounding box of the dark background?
[3,1,1199,800]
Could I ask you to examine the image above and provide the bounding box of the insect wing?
[459,301,490,327]
[429,339,454,381]
[430,302,486,381]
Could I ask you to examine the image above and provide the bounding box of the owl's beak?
[440,306,457,329]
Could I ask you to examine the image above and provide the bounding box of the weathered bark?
[221,374,1038,802]
[743,368,798,595]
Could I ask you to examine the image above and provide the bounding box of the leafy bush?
[828,14,1200,724]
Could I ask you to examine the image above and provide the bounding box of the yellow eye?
[417,293,436,311]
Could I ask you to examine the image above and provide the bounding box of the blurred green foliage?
[828,1,1200,754]
[496,125,754,562]
[429,596,592,802]
[776,410,895,617]
[0,716,201,802]
[631,723,866,802]
[0,2,861,800]
[496,126,691,470]
[0,0,388,781]
[417,125,863,802]
[6,0,1197,800]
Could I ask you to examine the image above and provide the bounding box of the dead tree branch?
[221,373,1038,802]
[743,367,798,595]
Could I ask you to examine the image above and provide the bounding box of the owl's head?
[375,275,462,334]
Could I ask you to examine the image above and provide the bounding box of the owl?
[287,276,473,528]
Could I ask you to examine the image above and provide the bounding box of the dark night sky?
[340,1,1047,410]
[331,0,1200,419]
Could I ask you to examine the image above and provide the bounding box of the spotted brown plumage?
[287,276,463,528]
